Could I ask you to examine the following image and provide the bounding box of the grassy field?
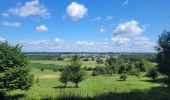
[30,60,105,68]
[4,60,170,100]
[6,68,170,100]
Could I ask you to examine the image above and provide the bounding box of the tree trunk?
[64,83,67,88]
[75,83,79,88]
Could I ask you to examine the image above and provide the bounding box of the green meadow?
[5,61,170,100]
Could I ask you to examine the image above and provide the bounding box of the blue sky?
[0,0,170,52]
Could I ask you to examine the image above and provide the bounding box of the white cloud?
[66,2,88,20]
[1,13,10,17]
[8,0,50,18]
[106,15,113,20]
[113,20,144,37]
[12,37,155,52]
[16,38,65,52]
[54,38,64,45]
[1,21,21,28]
[132,37,154,47]
[0,37,6,42]
[99,27,105,33]
[92,17,101,21]
[75,41,95,46]
[36,25,48,32]
[111,36,130,46]
[122,0,128,6]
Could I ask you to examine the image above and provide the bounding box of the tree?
[59,55,85,88]
[96,57,104,64]
[59,67,70,87]
[147,68,158,81]
[156,30,170,85]
[0,42,33,92]
[69,60,85,88]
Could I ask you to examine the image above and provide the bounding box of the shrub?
[83,58,89,61]
[87,68,93,71]
[92,66,107,76]
[130,67,140,77]
[40,68,44,71]
[120,73,128,81]
[147,68,158,81]
[96,58,104,64]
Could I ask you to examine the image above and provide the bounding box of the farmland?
[3,53,170,100]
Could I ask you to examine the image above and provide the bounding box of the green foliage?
[96,58,104,64]
[40,68,44,71]
[0,42,33,90]
[156,30,170,85]
[130,67,140,77]
[120,73,128,81]
[83,58,89,61]
[60,55,85,88]
[29,63,63,71]
[91,57,95,61]
[59,68,70,87]
[147,68,158,81]
[35,78,40,86]
[92,66,108,76]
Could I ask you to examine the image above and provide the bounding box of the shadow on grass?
[56,86,170,100]
[140,77,168,85]
[4,93,25,100]
[54,86,77,89]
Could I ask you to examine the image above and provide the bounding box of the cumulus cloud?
[16,38,64,52]
[66,2,88,20]
[8,0,50,18]
[132,37,154,47]
[0,37,6,42]
[11,37,155,52]
[1,21,21,28]
[113,20,144,37]
[54,38,64,45]
[36,25,48,32]
[111,36,130,46]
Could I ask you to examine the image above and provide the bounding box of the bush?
[147,68,158,81]
[40,68,44,71]
[83,58,89,61]
[92,66,107,76]
[120,73,128,81]
[96,58,104,64]
[130,67,140,77]
[87,68,93,71]
[53,69,58,72]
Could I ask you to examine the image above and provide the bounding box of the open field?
[5,67,170,100]
[30,60,105,68]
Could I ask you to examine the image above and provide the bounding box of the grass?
[30,60,104,68]
[4,60,170,100]
[29,62,63,70]
[6,69,168,100]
